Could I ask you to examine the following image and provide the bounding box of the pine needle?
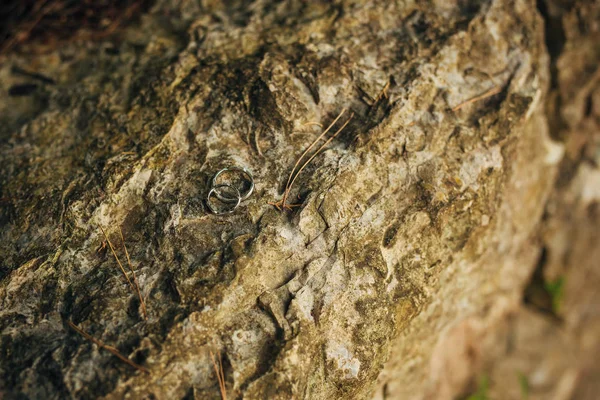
[67,321,150,374]
[210,350,227,400]
[452,86,502,111]
[374,80,391,102]
[271,108,354,210]
[282,112,354,207]
[302,121,323,128]
[284,109,347,194]
[254,127,264,157]
[99,226,135,291]
[118,227,148,320]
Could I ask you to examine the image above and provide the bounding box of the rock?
[0,0,599,399]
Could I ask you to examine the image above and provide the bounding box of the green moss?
[544,276,565,313]
[466,375,489,400]
[517,371,529,399]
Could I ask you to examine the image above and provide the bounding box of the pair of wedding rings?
[206,166,254,215]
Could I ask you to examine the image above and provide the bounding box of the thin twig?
[452,86,502,111]
[67,321,150,374]
[118,227,147,320]
[210,351,227,400]
[99,226,135,291]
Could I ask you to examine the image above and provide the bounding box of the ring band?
[206,184,241,215]
[211,166,254,203]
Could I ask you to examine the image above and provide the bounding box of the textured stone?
[0,1,599,399]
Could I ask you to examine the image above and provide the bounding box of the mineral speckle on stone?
[1,0,599,399]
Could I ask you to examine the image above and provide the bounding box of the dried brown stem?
[210,350,227,400]
[67,321,150,374]
[452,86,502,111]
[99,226,135,291]
[118,227,147,320]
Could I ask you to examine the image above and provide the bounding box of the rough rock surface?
[0,0,598,399]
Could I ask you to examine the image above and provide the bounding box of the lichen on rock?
[1,0,599,399]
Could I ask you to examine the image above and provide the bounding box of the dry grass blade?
[118,227,147,320]
[281,111,354,207]
[210,351,227,400]
[67,321,150,374]
[452,86,502,111]
[99,226,135,291]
